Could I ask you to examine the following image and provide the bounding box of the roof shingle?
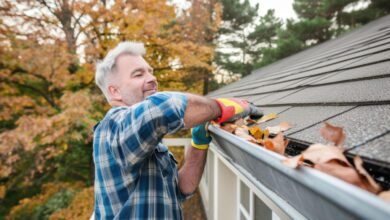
[209,15,390,165]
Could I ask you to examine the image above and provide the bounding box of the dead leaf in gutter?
[314,161,363,188]
[264,132,288,155]
[217,116,385,198]
[281,143,349,168]
[249,126,263,140]
[282,144,383,194]
[221,123,237,133]
[320,122,345,147]
[314,160,380,193]
[266,122,291,134]
[246,118,257,124]
[257,113,278,123]
[234,127,257,143]
[282,155,304,168]
[234,118,246,126]
[354,156,381,194]
[300,144,351,167]
[263,129,270,139]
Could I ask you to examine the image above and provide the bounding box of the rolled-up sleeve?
[108,92,187,167]
[144,92,187,135]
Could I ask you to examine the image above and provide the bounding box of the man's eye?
[133,72,143,77]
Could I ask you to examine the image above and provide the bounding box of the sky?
[170,0,297,21]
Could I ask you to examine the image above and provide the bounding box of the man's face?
[109,54,158,106]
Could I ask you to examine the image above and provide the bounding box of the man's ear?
[108,85,121,101]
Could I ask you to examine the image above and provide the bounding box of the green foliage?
[0,186,41,220]
[293,0,326,19]
[220,0,258,28]
[32,189,76,220]
[256,0,390,67]
[53,141,93,185]
[255,31,304,68]
[287,17,333,44]
[342,0,390,27]
[248,10,282,46]
[208,78,226,93]
[8,189,76,220]
[215,0,259,77]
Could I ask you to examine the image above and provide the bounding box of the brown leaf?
[282,155,304,168]
[283,145,382,194]
[264,132,288,155]
[320,122,345,147]
[234,127,257,142]
[282,144,349,167]
[353,156,381,194]
[379,191,390,203]
[234,118,246,126]
[256,139,265,145]
[263,129,270,139]
[257,113,278,123]
[210,121,219,127]
[221,123,237,133]
[266,122,291,134]
[246,118,257,124]
[300,144,351,166]
[249,126,263,140]
[314,160,380,193]
[314,161,363,188]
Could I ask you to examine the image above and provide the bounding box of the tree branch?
[2,78,61,111]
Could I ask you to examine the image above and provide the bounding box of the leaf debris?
[216,114,387,201]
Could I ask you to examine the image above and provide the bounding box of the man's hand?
[191,123,211,150]
[215,98,263,123]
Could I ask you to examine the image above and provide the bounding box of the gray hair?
[95,41,146,101]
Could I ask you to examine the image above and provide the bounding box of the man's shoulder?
[94,107,129,131]
[106,106,130,119]
[146,91,186,102]
[146,92,187,110]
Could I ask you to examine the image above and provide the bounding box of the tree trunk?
[202,71,209,95]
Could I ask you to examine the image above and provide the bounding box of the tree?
[290,0,388,43]
[0,0,220,217]
[250,0,383,68]
[340,0,390,28]
[215,0,390,74]
[248,9,283,68]
[215,0,259,77]
[292,0,334,43]
[176,0,222,94]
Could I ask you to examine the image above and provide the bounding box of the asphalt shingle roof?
[209,15,390,166]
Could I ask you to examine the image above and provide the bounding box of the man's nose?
[146,71,157,83]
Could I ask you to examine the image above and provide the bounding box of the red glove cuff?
[214,98,248,123]
[214,100,233,123]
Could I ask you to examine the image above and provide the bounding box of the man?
[93,41,262,219]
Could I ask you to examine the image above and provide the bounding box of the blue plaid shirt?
[93,92,188,219]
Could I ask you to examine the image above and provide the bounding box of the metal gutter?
[211,145,307,220]
[209,125,390,220]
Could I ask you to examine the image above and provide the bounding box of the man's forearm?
[183,94,221,129]
[178,146,208,195]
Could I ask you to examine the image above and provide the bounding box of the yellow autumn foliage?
[0,0,221,217]
[49,187,94,220]
[7,182,83,220]
[0,185,6,199]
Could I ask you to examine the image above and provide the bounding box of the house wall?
[199,143,305,220]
